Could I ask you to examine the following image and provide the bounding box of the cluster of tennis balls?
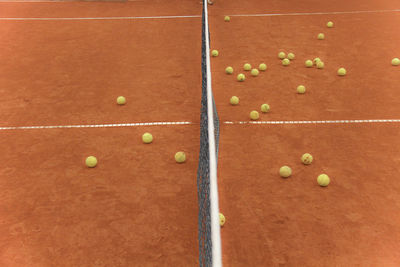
[224,62,267,82]
[304,57,347,76]
[305,57,325,69]
[279,153,330,187]
[278,51,295,66]
[305,21,348,75]
[85,133,186,168]
[226,62,270,120]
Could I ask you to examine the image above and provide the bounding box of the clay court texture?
[1,0,400,266]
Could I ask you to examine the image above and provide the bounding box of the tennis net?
[197,1,222,266]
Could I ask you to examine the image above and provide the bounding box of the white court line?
[224,119,400,125]
[0,0,144,2]
[0,121,192,131]
[0,15,200,20]
[0,9,398,20]
[229,9,400,17]
[2,119,399,131]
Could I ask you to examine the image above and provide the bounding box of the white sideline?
[224,119,400,125]
[0,121,191,131]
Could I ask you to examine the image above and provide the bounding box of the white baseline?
[0,15,200,20]
[0,121,191,131]
[224,119,400,125]
[229,9,400,17]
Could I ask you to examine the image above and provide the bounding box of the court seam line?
[228,9,400,17]
[224,119,400,125]
[0,121,192,131]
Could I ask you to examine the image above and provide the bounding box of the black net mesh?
[197,4,220,267]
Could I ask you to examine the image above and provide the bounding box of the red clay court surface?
[1,0,400,266]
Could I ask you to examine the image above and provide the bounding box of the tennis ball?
[282,58,290,66]
[305,60,313,67]
[301,153,313,165]
[317,174,330,187]
[243,63,252,71]
[279,166,292,178]
[219,213,226,226]
[211,50,219,57]
[337,67,346,76]
[250,110,259,120]
[316,61,325,69]
[313,57,321,65]
[175,152,186,163]
[297,85,306,94]
[85,156,97,168]
[237,73,245,81]
[260,104,270,113]
[142,132,153,144]
[251,68,259,76]
[317,33,325,40]
[230,96,239,105]
[117,96,126,105]
[392,58,400,66]
[259,63,267,71]
[224,16,230,22]
[278,52,286,59]
[225,66,234,74]
[327,21,334,28]
[287,53,295,60]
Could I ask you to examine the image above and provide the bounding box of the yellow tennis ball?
[219,213,226,226]
[230,96,239,105]
[301,153,313,165]
[224,16,230,22]
[260,104,270,113]
[211,50,219,57]
[305,60,313,67]
[297,85,306,94]
[278,52,286,59]
[243,63,252,71]
[313,57,321,65]
[142,132,153,144]
[250,110,259,120]
[337,67,346,76]
[237,73,245,81]
[287,53,295,60]
[326,21,334,28]
[279,166,292,178]
[259,63,267,71]
[316,61,325,69]
[317,174,330,187]
[117,96,126,105]
[251,68,259,76]
[391,58,400,66]
[282,58,290,66]
[225,66,234,74]
[317,33,325,40]
[85,156,97,168]
[175,152,186,163]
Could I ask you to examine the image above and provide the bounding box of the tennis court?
[1,0,400,266]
